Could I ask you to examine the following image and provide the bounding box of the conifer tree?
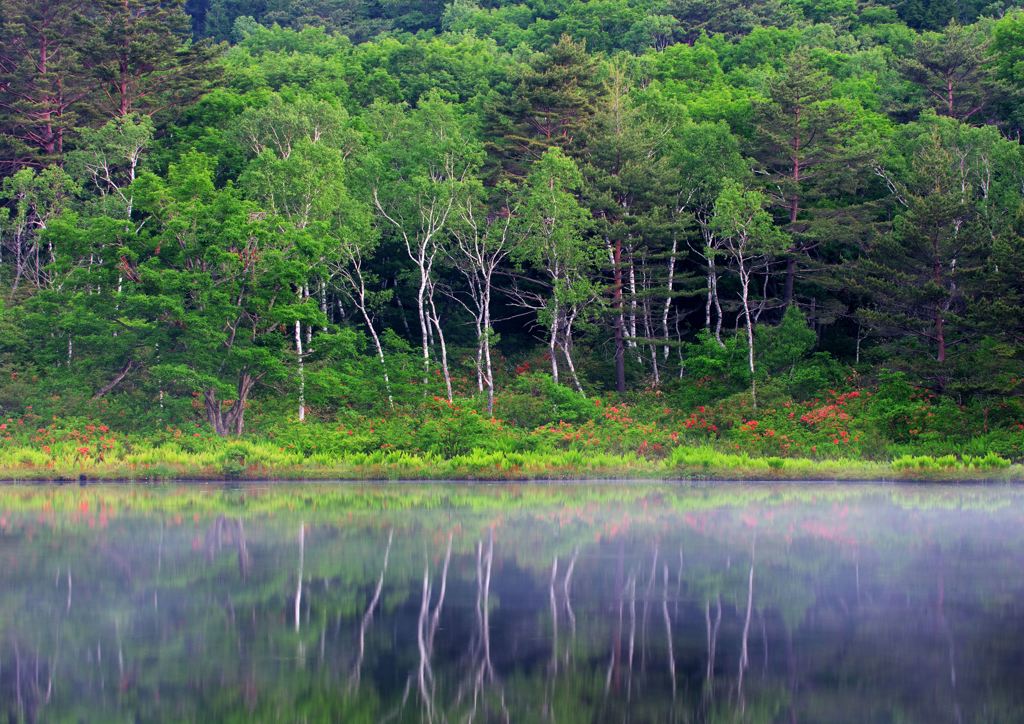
[484,35,600,181]
[900,21,995,123]
[0,0,90,169]
[80,0,218,121]
[855,129,991,389]
[753,49,861,308]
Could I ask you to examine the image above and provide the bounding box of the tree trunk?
[549,298,560,384]
[711,262,724,344]
[92,360,136,399]
[740,266,758,408]
[663,234,677,360]
[561,338,584,394]
[348,264,394,408]
[627,247,638,353]
[474,330,484,393]
[783,256,796,308]
[613,239,626,393]
[427,285,453,402]
[434,315,453,403]
[294,320,305,422]
[482,283,495,415]
[204,372,255,437]
[356,302,394,409]
[416,272,431,389]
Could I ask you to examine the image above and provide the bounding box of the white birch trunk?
[427,281,453,402]
[662,234,677,360]
[738,259,757,409]
[627,248,638,352]
[294,319,306,422]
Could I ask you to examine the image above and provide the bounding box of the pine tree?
[900,21,995,123]
[483,35,600,182]
[855,133,990,390]
[583,66,675,390]
[752,49,862,308]
[79,0,218,121]
[0,0,91,170]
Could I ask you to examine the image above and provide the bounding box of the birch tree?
[0,167,77,292]
[448,185,515,415]
[712,180,787,408]
[235,94,358,420]
[667,119,748,346]
[512,148,598,392]
[239,142,345,421]
[368,95,483,401]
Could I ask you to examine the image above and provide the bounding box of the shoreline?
[0,455,1019,484]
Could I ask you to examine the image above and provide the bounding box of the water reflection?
[2,482,1024,722]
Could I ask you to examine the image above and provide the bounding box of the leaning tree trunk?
[427,283,453,402]
[360,309,394,410]
[562,305,585,395]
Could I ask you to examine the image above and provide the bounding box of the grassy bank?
[3,386,1023,483]
[0,439,1017,482]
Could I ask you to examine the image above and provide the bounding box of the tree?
[368,95,483,401]
[138,153,298,435]
[584,66,674,390]
[66,114,154,219]
[991,10,1024,135]
[712,180,787,407]
[899,21,995,123]
[236,93,386,417]
[668,0,801,40]
[859,185,983,386]
[752,49,860,308]
[239,142,345,422]
[661,115,748,347]
[79,0,218,120]
[0,166,77,292]
[856,117,1018,390]
[448,184,516,415]
[203,0,267,41]
[484,35,600,181]
[512,148,598,392]
[0,0,90,169]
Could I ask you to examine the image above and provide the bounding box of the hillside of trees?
[2,0,1024,467]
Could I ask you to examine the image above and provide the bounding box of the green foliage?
[680,331,750,399]
[3,0,1024,466]
[497,373,598,428]
[758,307,816,376]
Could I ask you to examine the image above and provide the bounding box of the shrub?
[495,373,598,429]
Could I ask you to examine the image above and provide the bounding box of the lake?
[1,481,1023,722]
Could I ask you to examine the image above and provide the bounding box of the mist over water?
[2,482,1023,722]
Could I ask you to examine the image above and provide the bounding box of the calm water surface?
[2,481,1023,722]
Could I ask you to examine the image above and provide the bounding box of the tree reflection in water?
[2,482,1024,722]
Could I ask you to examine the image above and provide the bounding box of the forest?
[2,0,1024,477]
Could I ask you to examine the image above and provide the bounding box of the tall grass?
[0,437,1016,481]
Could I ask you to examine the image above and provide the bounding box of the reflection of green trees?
[2,483,1024,721]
